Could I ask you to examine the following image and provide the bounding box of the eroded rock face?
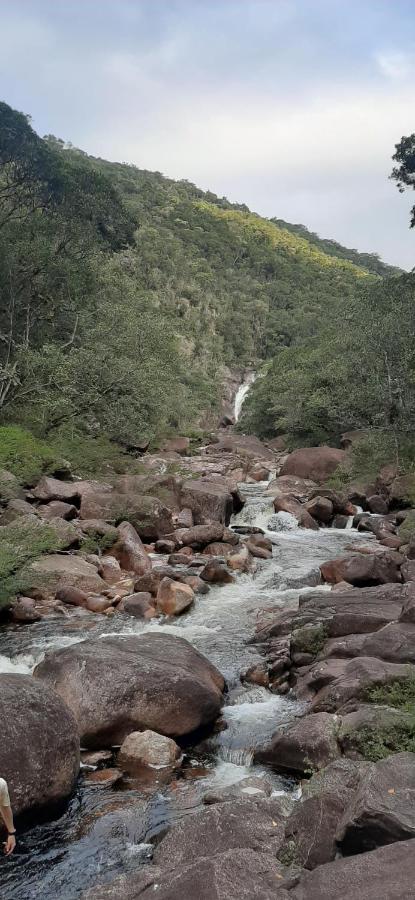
[280,447,346,483]
[34,633,225,747]
[337,752,415,853]
[255,712,341,774]
[320,551,402,586]
[180,479,234,525]
[291,839,415,900]
[0,674,79,816]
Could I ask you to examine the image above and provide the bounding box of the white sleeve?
[0,778,10,806]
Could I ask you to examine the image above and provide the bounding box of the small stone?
[84,768,123,787]
[118,730,181,770]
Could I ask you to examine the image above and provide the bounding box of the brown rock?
[26,555,106,596]
[84,768,122,788]
[180,479,234,525]
[0,674,79,815]
[122,592,157,618]
[111,521,152,576]
[310,656,415,712]
[34,633,225,746]
[86,596,113,614]
[280,446,346,482]
[181,522,225,547]
[203,541,234,556]
[168,552,194,565]
[56,585,89,607]
[200,559,235,584]
[305,496,334,523]
[291,840,415,900]
[156,577,194,616]
[11,596,42,623]
[38,500,78,520]
[320,551,402,586]
[0,498,36,524]
[176,507,193,528]
[118,729,181,770]
[227,544,251,572]
[274,495,319,530]
[99,556,122,584]
[255,712,340,774]
[161,436,190,455]
[367,495,389,515]
[32,476,79,503]
[155,539,176,554]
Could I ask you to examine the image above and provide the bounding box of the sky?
[1,0,415,269]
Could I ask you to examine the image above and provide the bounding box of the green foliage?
[292,624,328,657]
[0,517,67,606]
[399,510,415,544]
[0,425,63,484]
[367,678,415,711]
[391,133,415,229]
[352,720,415,761]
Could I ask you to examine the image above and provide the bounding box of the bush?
[0,426,64,485]
[292,624,328,657]
[0,518,66,606]
[366,678,415,711]
[352,720,415,761]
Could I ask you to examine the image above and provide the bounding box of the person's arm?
[0,780,16,855]
[0,804,16,855]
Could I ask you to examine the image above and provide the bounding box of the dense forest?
[0,99,414,476]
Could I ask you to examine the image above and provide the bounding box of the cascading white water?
[233,372,256,422]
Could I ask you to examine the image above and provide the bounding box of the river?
[0,480,369,899]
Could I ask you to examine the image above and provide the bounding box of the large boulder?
[88,850,289,900]
[180,522,225,547]
[297,584,406,638]
[255,712,340,774]
[180,479,234,525]
[291,839,415,900]
[280,447,346,483]
[337,752,415,852]
[305,496,333,523]
[0,674,79,816]
[273,495,319,530]
[390,474,415,508]
[24,553,106,595]
[110,521,152,576]
[265,475,317,501]
[79,486,173,540]
[32,475,80,503]
[356,622,415,664]
[309,657,415,712]
[156,577,194,615]
[153,797,287,870]
[320,551,402,586]
[34,633,225,747]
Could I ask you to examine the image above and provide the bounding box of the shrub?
[0,425,64,485]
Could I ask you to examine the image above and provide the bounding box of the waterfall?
[233,372,256,422]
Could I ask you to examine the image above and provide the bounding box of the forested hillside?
[0,99,409,476]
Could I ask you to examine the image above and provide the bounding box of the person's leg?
[0,779,16,855]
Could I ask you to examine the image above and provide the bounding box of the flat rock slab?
[308,657,415,712]
[291,838,415,900]
[34,633,225,747]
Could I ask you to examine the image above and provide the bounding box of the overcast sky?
[1,0,415,268]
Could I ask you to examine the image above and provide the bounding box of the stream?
[0,481,369,899]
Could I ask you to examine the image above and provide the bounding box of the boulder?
[153,797,287,870]
[305,496,334,523]
[180,479,234,525]
[121,850,289,900]
[338,704,415,758]
[168,551,194,565]
[265,475,317,501]
[291,839,415,900]
[77,519,119,543]
[309,488,355,515]
[280,447,346,482]
[111,521,152,576]
[309,657,415,713]
[246,533,273,559]
[203,774,273,805]
[56,585,89,607]
[337,752,415,853]
[99,556,122,584]
[34,633,225,747]
[176,507,193,528]
[357,622,415,664]
[118,730,181,770]
[80,487,173,540]
[401,558,415,582]
[121,592,157,619]
[38,500,78,520]
[11,596,42,623]
[0,674,79,816]
[182,575,210,594]
[161,436,190,455]
[32,475,80,503]
[274,495,319,530]
[180,522,225,547]
[0,498,36,524]
[200,559,235,584]
[156,577,195,616]
[255,712,340,774]
[320,551,402,586]
[86,595,113,614]
[367,495,389,515]
[0,469,25,504]
[203,541,234,556]
[296,583,406,637]
[25,554,106,596]
[227,543,251,572]
[154,539,176,554]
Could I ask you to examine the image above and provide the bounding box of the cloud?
[375,50,415,80]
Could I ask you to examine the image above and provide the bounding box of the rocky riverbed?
[1,435,415,898]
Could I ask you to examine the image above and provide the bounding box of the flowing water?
[233,372,256,422]
[0,481,370,899]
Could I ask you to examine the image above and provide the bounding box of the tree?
[391,134,415,229]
